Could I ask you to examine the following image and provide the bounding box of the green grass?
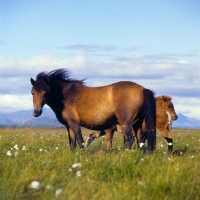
[0,128,199,200]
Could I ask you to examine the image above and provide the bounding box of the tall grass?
[0,128,199,200]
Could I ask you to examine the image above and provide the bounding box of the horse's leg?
[158,127,173,153]
[84,130,105,148]
[67,123,84,149]
[66,126,77,150]
[61,110,84,149]
[121,122,134,149]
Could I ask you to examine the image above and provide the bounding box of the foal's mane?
[156,95,172,101]
[36,68,85,85]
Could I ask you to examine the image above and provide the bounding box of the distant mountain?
[173,113,200,129]
[0,109,200,129]
[0,109,64,128]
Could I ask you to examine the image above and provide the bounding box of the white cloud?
[171,97,200,119]
[0,53,91,76]
[178,60,189,64]
[0,94,32,113]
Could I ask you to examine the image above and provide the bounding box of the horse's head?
[156,95,178,121]
[30,76,50,117]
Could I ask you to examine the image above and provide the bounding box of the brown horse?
[85,96,178,152]
[30,69,156,151]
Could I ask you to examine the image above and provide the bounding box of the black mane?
[36,68,85,84]
[33,69,85,92]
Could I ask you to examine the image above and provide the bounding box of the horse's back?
[67,81,144,110]
[111,81,145,110]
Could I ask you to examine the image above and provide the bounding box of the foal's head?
[156,95,178,121]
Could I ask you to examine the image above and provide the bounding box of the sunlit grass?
[0,128,199,200]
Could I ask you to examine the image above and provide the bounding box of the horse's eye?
[31,92,34,95]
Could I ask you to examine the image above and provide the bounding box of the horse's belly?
[81,124,115,130]
[79,115,118,130]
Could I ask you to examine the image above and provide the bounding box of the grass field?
[0,127,199,200]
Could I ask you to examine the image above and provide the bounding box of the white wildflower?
[76,170,82,177]
[7,150,12,156]
[14,152,18,156]
[141,158,144,162]
[22,146,27,150]
[72,163,82,168]
[188,155,194,159]
[39,149,43,152]
[138,181,144,185]
[160,144,163,148]
[55,188,62,198]
[45,184,53,190]
[14,144,19,150]
[30,181,40,189]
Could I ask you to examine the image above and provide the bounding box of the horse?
[85,95,178,152]
[30,69,156,151]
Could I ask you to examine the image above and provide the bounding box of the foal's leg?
[136,129,146,150]
[158,127,173,152]
[132,118,145,150]
[105,127,116,150]
[84,130,104,148]
[165,137,173,153]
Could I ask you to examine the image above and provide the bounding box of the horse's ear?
[30,78,35,85]
[162,95,167,102]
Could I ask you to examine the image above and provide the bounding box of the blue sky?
[0,0,200,120]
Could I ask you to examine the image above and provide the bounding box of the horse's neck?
[46,94,63,115]
[46,82,80,116]
[156,100,162,107]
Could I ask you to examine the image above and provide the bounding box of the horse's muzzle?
[172,114,178,121]
[33,108,42,117]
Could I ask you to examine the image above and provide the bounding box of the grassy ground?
[0,128,199,200]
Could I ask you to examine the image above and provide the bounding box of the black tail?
[143,89,156,152]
